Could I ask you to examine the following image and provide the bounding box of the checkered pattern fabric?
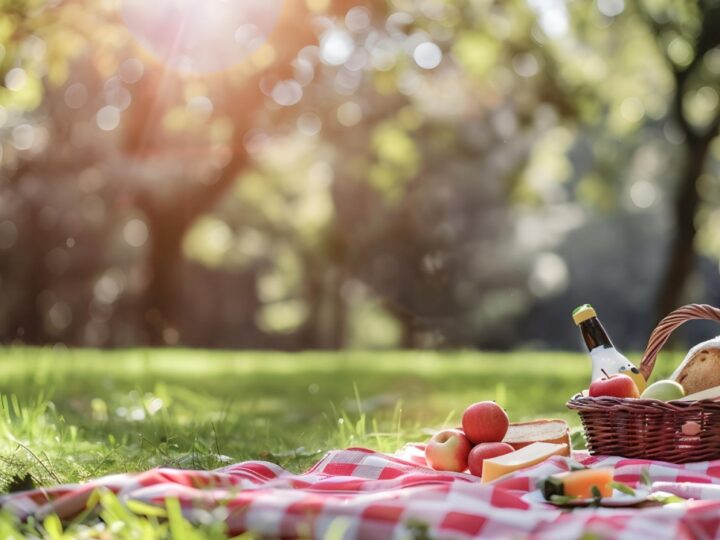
[4,445,720,539]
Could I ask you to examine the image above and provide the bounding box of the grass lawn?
[0,347,683,537]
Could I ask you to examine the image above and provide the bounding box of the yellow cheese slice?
[481,442,568,484]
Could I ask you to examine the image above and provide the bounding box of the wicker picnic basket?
[567,304,720,463]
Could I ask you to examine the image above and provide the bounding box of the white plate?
[524,486,650,507]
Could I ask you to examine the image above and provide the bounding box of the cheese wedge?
[481,442,568,484]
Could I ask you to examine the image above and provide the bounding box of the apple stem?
[601,369,610,380]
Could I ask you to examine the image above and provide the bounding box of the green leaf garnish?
[640,468,652,487]
[648,492,686,505]
[591,485,603,503]
[609,482,635,496]
[550,494,577,505]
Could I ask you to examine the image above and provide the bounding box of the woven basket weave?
[567,304,720,463]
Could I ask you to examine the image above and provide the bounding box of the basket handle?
[639,304,720,380]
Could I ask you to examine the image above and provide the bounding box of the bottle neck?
[579,317,614,351]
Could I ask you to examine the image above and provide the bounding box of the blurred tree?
[124,5,317,344]
[638,0,720,321]
[0,1,374,345]
[232,0,583,347]
[530,0,720,324]
[2,0,720,349]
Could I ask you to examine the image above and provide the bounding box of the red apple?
[462,401,509,444]
[425,429,472,472]
[589,373,640,398]
[467,442,515,477]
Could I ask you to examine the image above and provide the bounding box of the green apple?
[640,380,685,401]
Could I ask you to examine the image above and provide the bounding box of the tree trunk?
[136,152,249,344]
[14,202,46,344]
[648,4,720,323]
[654,135,711,320]
[142,212,186,345]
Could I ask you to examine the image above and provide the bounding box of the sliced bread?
[502,419,571,455]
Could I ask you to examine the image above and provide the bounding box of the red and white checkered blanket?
[3,445,720,539]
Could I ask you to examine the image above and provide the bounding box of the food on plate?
[425,429,472,472]
[462,401,509,444]
[588,372,640,399]
[573,304,644,390]
[538,468,614,500]
[671,338,720,395]
[640,380,685,401]
[480,442,568,484]
[502,419,571,451]
[467,442,514,476]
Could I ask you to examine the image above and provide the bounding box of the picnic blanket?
[3,444,720,539]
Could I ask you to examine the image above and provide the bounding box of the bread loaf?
[670,337,720,395]
[502,419,571,454]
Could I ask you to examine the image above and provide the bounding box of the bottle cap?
[572,304,597,325]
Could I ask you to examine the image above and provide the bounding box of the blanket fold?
[3,445,720,539]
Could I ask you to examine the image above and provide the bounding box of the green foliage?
[452,31,500,78]
[183,216,234,268]
[369,121,421,201]
[0,489,257,539]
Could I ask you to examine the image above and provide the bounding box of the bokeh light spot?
[119,58,145,83]
[597,0,624,17]
[21,35,47,61]
[12,124,35,150]
[47,302,73,332]
[620,97,645,123]
[630,180,657,209]
[413,42,442,70]
[320,29,354,66]
[668,37,693,67]
[337,101,362,127]
[94,271,125,304]
[529,253,569,297]
[123,219,149,247]
[345,6,371,32]
[97,106,121,131]
[5,68,27,91]
[105,82,132,111]
[297,112,322,136]
[234,24,266,51]
[512,53,539,77]
[187,95,214,120]
[272,80,303,106]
